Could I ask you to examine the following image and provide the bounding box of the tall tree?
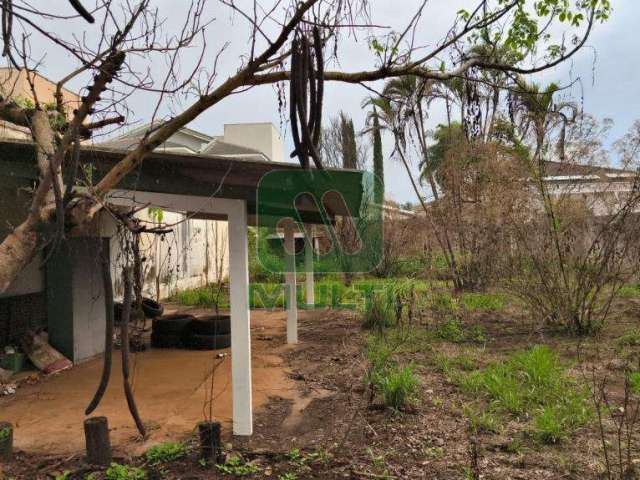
[340,112,358,169]
[0,0,613,292]
[371,106,384,205]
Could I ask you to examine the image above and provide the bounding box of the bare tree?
[0,0,613,294]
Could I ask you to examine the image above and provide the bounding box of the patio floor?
[0,307,305,456]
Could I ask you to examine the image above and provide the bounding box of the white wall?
[223,123,284,163]
[109,209,230,300]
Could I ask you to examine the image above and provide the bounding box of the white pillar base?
[284,220,298,344]
[228,200,252,436]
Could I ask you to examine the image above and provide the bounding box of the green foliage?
[361,291,395,330]
[433,318,466,343]
[365,332,420,410]
[618,284,640,298]
[54,471,71,480]
[460,293,505,312]
[458,346,590,444]
[376,364,420,410]
[617,329,640,349]
[145,441,187,465]
[105,463,146,480]
[464,406,502,434]
[85,473,99,480]
[0,426,10,441]
[147,207,164,223]
[278,474,297,480]
[216,455,259,476]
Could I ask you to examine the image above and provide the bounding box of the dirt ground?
[3,298,640,479]
[0,307,305,456]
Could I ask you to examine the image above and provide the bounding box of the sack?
[21,330,72,375]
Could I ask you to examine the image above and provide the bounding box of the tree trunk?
[84,416,112,466]
[0,421,13,462]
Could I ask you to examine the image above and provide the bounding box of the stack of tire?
[151,314,231,350]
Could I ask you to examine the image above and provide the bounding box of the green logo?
[256,169,383,274]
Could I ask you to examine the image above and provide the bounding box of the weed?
[85,474,99,480]
[0,427,10,441]
[461,293,505,312]
[464,405,502,434]
[422,446,445,459]
[278,474,297,480]
[105,463,146,480]
[362,291,395,330]
[216,455,259,476]
[458,346,591,444]
[54,471,71,480]
[429,292,458,317]
[145,441,187,465]
[618,284,640,298]
[617,329,640,349]
[376,364,420,410]
[434,318,466,343]
[286,447,304,465]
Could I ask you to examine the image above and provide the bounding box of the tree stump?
[84,416,111,466]
[198,421,222,463]
[0,422,13,462]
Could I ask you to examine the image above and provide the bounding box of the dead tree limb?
[120,267,146,437]
[85,251,114,415]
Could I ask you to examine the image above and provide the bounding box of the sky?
[24,0,640,205]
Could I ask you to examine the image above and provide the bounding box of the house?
[96,122,285,299]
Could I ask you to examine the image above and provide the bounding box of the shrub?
[361,291,395,330]
[105,463,146,480]
[145,441,187,465]
[433,318,466,343]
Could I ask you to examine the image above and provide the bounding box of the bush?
[145,441,187,465]
[433,318,466,343]
[458,346,591,444]
[105,463,146,480]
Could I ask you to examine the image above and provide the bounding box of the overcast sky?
[32,1,640,205]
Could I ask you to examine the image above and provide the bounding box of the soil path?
[0,308,311,456]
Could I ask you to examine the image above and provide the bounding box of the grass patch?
[361,291,396,330]
[365,331,421,410]
[460,292,505,312]
[145,441,187,465]
[617,329,640,348]
[432,318,486,344]
[105,463,146,480]
[618,283,640,298]
[458,346,591,444]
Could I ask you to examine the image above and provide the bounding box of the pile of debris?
[0,330,72,396]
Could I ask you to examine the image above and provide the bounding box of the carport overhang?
[0,140,364,437]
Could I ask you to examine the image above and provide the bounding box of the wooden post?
[305,225,315,308]
[0,422,13,462]
[84,416,112,466]
[198,421,223,463]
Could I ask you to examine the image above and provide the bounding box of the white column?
[284,220,298,344]
[227,200,252,436]
[305,226,315,308]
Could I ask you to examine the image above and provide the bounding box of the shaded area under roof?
[0,140,361,224]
